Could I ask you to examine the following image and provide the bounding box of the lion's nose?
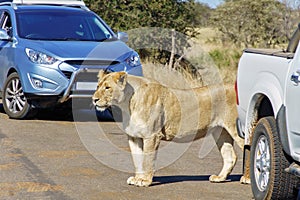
[92,97,99,105]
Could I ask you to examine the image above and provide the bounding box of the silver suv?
[0,0,142,119]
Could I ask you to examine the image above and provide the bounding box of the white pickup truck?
[236,25,300,199]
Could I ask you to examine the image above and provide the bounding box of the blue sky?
[196,0,223,8]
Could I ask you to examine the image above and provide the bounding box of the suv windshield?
[16,10,114,41]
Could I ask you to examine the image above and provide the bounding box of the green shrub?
[209,48,242,69]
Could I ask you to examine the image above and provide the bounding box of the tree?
[85,0,201,65]
[86,0,197,34]
[184,1,212,27]
[281,0,300,41]
[211,0,290,48]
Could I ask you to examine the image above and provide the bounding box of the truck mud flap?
[276,105,291,156]
[236,118,245,139]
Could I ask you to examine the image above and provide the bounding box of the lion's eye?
[105,86,111,90]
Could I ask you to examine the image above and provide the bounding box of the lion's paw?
[240,176,251,184]
[209,175,226,183]
[127,176,136,185]
[127,176,151,187]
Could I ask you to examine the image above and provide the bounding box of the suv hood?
[21,39,134,62]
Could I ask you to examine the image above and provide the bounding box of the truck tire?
[3,72,36,119]
[250,117,298,199]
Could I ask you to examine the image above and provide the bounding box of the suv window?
[16,10,113,41]
[0,11,12,37]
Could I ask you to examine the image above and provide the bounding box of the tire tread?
[250,117,299,200]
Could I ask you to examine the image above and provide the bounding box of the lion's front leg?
[127,136,145,186]
[127,134,161,187]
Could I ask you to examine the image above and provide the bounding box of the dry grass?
[142,27,239,87]
[142,62,203,89]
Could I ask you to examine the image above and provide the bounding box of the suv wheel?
[3,72,36,119]
[250,117,298,199]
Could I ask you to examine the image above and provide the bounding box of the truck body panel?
[236,24,300,199]
[237,49,292,145]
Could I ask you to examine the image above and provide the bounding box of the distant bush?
[209,49,242,69]
[211,0,297,48]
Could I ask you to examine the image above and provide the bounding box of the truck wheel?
[3,72,36,119]
[250,117,298,199]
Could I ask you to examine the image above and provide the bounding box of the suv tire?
[250,117,298,199]
[3,72,36,119]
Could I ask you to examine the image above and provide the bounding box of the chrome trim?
[58,68,99,103]
[69,94,92,99]
[0,0,88,11]
[58,68,83,103]
[5,0,85,6]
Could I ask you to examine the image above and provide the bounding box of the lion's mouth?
[92,99,107,112]
[95,105,107,112]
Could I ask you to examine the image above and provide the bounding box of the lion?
[92,70,249,187]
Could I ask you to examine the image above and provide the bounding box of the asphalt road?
[0,106,253,200]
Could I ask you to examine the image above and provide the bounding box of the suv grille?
[62,71,73,79]
[65,60,120,66]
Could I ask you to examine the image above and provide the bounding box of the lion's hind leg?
[209,129,237,183]
[224,123,251,184]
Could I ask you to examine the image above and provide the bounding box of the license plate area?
[75,82,97,91]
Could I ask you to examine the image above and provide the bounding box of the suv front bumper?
[59,65,143,103]
[24,64,142,108]
[58,67,99,103]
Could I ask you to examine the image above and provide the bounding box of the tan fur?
[93,71,250,187]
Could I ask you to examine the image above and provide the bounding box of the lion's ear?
[116,72,127,90]
[97,70,106,80]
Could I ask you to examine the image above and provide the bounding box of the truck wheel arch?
[245,94,274,145]
[243,72,285,145]
[245,94,290,156]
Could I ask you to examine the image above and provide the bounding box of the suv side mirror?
[0,29,11,41]
[117,32,128,43]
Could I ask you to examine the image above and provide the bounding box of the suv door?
[0,10,13,94]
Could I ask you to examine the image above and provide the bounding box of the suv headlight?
[25,48,57,65]
[126,52,141,67]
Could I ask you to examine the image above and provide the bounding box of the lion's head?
[92,70,127,111]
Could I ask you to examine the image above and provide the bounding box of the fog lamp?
[32,79,43,88]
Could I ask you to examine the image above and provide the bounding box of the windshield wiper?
[56,38,84,41]
[96,37,119,42]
